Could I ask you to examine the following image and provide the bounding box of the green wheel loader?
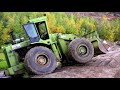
[0,15,109,78]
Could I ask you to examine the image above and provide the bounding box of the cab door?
[23,23,40,43]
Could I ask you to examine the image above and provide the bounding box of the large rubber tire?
[68,38,94,63]
[24,46,57,75]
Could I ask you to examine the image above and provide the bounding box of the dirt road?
[32,44,120,78]
[32,66,120,78]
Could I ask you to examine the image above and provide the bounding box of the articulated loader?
[0,14,109,78]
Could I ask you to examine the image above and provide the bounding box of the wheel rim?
[77,44,88,56]
[35,54,49,66]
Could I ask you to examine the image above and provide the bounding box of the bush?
[0,12,120,46]
[97,16,120,41]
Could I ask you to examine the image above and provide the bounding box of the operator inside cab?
[36,21,49,40]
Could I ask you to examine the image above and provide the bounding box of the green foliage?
[0,12,120,47]
[97,16,120,41]
[0,53,8,69]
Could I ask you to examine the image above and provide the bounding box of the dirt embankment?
[66,12,119,20]
[32,43,120,78]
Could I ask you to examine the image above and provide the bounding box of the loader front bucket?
[92,39,112,55]
[82,30,113,55]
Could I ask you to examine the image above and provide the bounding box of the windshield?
[23,23,40,42]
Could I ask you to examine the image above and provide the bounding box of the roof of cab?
[28,16,47,23]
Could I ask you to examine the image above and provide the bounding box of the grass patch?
[0,53,8,70]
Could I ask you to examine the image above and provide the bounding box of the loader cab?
[23,16,49,43]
